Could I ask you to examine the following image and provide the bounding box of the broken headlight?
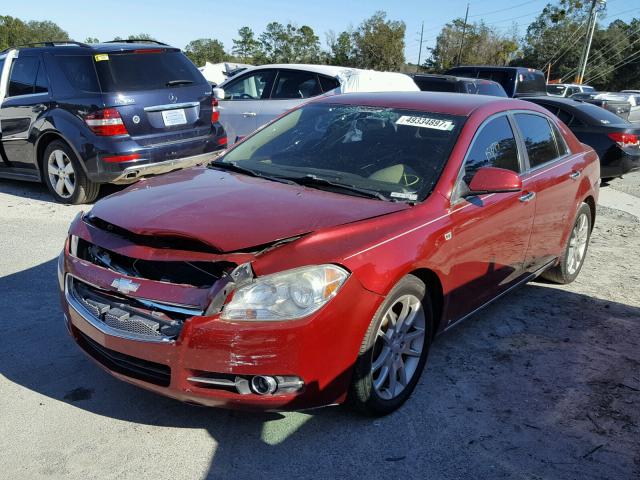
[221,265,349,321]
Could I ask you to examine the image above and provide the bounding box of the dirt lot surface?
[0,173,638,480]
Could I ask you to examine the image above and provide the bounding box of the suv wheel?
[43,140,100,204]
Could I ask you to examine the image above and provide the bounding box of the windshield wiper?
[166,79,194,86]
[208,162,297,185]
[285,174,391,201]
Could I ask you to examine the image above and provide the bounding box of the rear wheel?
[541,202,592,284]
[43,140,100,204]
[349,275,433,416]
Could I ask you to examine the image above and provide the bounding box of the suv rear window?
[94,51,205,92]
[515,71,546,96]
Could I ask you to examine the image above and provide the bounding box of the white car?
[546,83,595,97]
[213,64,419,143]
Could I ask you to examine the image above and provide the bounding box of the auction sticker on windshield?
[396,116,455,131]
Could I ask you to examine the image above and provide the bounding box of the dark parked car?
[0,40,226,204]
[412,74,507,97]
[526,96,640,178]
[60,92,599,415]
[445,66,547,98]
[571,92,631,121]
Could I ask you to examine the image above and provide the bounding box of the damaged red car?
[59,92,599,415]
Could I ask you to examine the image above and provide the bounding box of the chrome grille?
[67,276,184,341]
[103,307,162,337]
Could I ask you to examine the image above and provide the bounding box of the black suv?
[411,73,507,97]
[0,40,226,203]
[444,66,547,98]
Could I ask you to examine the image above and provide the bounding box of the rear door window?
[319,75,339,92]
[514,113,560,168]
[224,70,275,100]
[555,108,573,125]
[463,115,520,183]
[56,55,100,92]
[8,56,39,96]
[94,51,205,92]
[272,70,322,99]
[34,63,49,94]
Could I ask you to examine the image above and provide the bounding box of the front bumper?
[59,249,382,410]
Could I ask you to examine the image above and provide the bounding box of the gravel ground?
[0,173,638,480]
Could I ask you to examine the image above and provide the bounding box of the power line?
[589,22,640,61]
[585,48,640,83]
[468,0,546,18]
[573,35,640,82]
[539,21,589,70]
[482,10,544,26]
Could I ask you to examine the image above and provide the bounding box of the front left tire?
[349,275,433,416]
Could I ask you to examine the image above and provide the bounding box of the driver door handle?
[242,112,257,117]
[519,192,536,203]
[569,170,581,180]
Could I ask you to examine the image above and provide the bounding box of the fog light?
[250,375,278,395]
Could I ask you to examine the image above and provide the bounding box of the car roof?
[448,65,542,74]
[547,83,588,88]
[412,73,500,85]
[7,42,179,54]
[526,95,633,126]
[525,96,584,105]
[232,63,353,77]
[313,91,537,116]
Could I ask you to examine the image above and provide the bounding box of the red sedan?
[59,92,599,415]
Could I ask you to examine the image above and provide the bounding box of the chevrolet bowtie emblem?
[110,278,140,295]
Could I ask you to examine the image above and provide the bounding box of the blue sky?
[4,0,639,64]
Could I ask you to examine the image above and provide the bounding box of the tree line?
[1,1,638,90]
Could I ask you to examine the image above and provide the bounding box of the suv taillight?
[84,108,128,136]
[608,132,639,148]
[211,97,220,123]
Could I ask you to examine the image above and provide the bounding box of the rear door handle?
[519,192,536,203]
[242,112,257,117]
[569,170,581,180]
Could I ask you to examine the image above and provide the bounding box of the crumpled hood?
[90,167,410,252]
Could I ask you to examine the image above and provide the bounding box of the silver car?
[213,64,419,144]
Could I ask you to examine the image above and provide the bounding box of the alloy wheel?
[371,294,426,400]
[47,149,76,199]
[567,212,589,275]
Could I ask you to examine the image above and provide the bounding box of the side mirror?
[468,167,522,195]
[212,87,225,100]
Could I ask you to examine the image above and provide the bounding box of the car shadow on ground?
[0,178,123,205]
[1,258,638,479]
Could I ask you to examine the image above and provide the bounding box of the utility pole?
[456,3,470,66]
[576,0,606,84]
[417,21,424,72]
